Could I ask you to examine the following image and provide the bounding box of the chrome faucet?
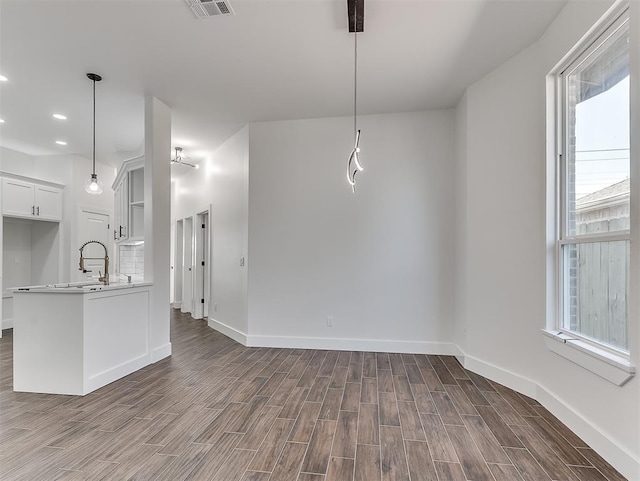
[79,240,109,285]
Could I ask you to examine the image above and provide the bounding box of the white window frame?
[545,1,635,385]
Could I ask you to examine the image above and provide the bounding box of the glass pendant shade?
[84,173,103,195]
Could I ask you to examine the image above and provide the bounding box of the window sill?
[542,329,635,386]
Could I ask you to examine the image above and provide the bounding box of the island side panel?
[13,292,84,395]
[83,287,150,394]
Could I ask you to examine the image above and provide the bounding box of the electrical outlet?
[327,316,333,327]
[240,257,245,267]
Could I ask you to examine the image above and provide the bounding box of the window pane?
[566,23,630,236]
[563,241,629,351]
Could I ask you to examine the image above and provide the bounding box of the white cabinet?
[112,156,143,243]
[1,176,63,222]
[113,176,129,241]
[13,283,152,395]
[35,185,63,221]
[2,178,33,218]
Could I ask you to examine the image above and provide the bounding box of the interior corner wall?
[246,111,456,352]
[453,91,469,352]
[171,126,249,337]
[457,0,639,477]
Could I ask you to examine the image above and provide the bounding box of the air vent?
[185,0,235,18]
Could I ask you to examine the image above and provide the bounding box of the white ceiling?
[0,0,567,166]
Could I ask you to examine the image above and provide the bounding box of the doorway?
[193,207,211,320]
[181,216,193,314]
[173,219,183,309]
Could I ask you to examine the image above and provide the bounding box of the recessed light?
[0,75,7,82]
[0,118,5,123]
[53,114,67,120]
[55,140,67,145]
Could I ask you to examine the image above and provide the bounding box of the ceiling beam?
[347,0,364,33]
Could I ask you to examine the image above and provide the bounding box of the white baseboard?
[207,323,458,355]
[247,334,458,355]
[208,318,248,345]
[151,342,172,362]
[535,385,639,480]
[462,351,538,397]
[457,347,640,481]
[2,318,13,330]
[86,353,151,394]
[171,302,182,309]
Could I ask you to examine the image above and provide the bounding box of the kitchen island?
[11,281,153,395]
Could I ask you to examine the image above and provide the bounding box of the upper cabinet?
[112,156,144,243]
[1,175,63,222]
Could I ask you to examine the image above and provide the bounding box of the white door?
[202,212,210,319]
[182,216,193,314]
[78,209,111,282]
[174,220,183,307]
[193,211,210,320]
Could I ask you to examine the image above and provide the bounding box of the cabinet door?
[1,178,35,218]
[114,184,121,241]
[34,185,62,221]
[113,177,129,242]
[120,176,129,241]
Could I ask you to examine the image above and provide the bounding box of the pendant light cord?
[354,6,358,141]
[92,77,96,176]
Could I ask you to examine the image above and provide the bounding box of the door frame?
[193,205,212,320]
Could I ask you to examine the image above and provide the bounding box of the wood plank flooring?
[0,310,627,480]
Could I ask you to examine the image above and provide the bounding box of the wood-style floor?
[0,310,627,481]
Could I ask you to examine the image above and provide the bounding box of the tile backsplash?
[118,243,144,281]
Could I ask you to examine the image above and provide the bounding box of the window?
[556,9,630,356]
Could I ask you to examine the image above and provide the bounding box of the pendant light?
[346,0,364,193]
[84,73,103,195]
[171,147,199,169]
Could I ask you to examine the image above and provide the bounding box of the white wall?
[247,111,456,351]
[3,219,33,293]
[172,126,249,336]
[0,147,35,173]
[454,0,639,477]
[144,96,172,362]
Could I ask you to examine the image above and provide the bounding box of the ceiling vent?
[185,0,235,18]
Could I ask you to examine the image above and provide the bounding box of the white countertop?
[10,280,152,294]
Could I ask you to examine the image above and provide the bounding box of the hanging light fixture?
[84,73,103,195]
[346,0,364,193]
[171,147,199,169]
